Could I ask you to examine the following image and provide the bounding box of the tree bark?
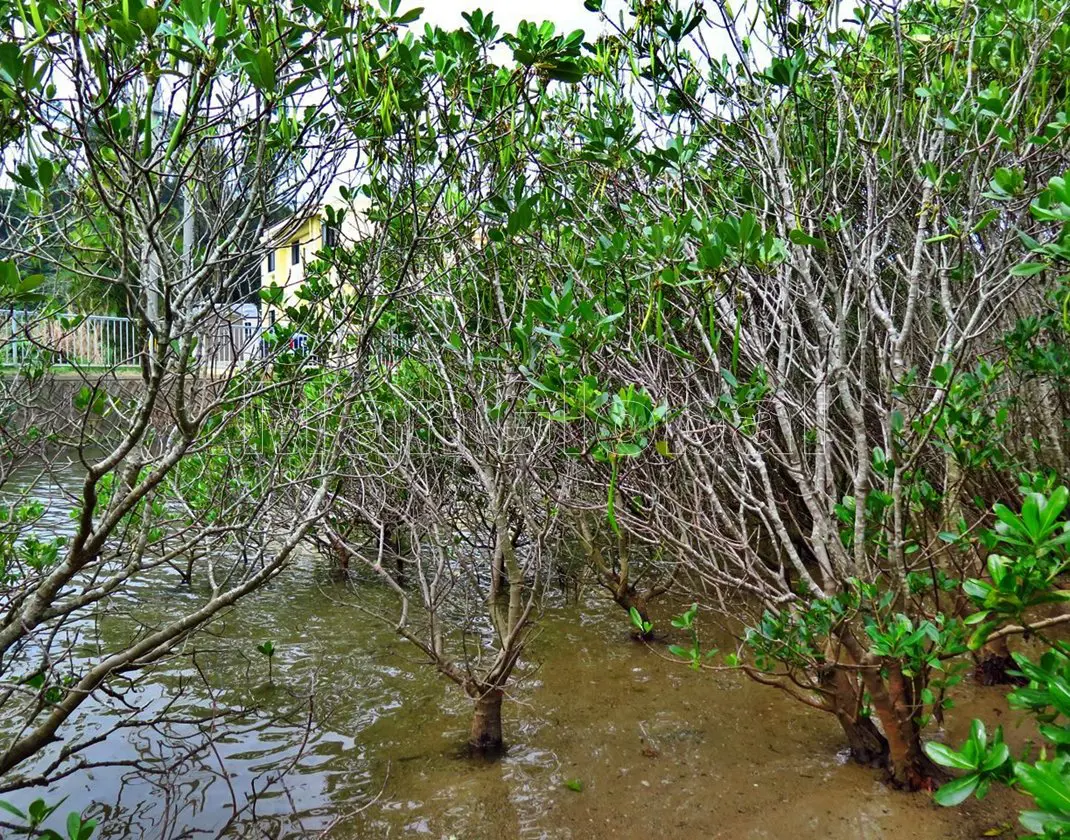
[883,715,941,789]
[842,714,889,767]
[468,687,505,755]
[384,521,409,586]
[328,529,349,575]
[821,665,888,766]
[977,636,1023,686]
[864,660,941,789]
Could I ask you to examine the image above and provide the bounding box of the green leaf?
[1014,759,1070,813]
[1010,262,1047,277]
[67,811,83,840]
[394,6,423,24]
[1039,723,1070,746]
[0,43,24,85]
[37,159,54,189]
[0,800,27,820]
[259,284,283,307]
[970,719,988,753]
[788,228,827,249]
[932,773,980,806]
[543,59,586,83]
[1019,810,1070,834]
[180,0,206,27]
[19,273,45,293]
[254,48,276,92]
[564,778,583,792]
[28,798,48,824]
[136,6,159,34]
[962,579,994,602]
[1041,487,1069,530]
[971,209,1001,233]
[1047,678,1070,718]
[24,672,46,689]
[981,742,1011,772]
[967,621,1000,650]
[924,741,976,770]
[238,45,277,92]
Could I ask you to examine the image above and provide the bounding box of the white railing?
[2,310,141,369]
[1,307,414,373]
[1,308,266,371]
[197,319,263,366]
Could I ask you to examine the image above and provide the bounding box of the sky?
[410,0,741,76]
[411,0,620,37]
[0,0,660,190]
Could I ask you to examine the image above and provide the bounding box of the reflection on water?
[2,471,1027,839]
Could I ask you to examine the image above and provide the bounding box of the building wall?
[261,215,322,317]
[260,197,372,328]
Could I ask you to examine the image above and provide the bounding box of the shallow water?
[2,469,1029,839]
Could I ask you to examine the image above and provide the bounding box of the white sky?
[410,1,742,76]
[412,0,620,37]
[2,1,721,191]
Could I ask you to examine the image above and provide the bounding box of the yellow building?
[259,195,370,323]
[260,213,326,321]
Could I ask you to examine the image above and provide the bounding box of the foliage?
[3,0,1070,828]
[256,640,277,684]
[0,799,96,840]
[924,721,1013,806]
[667,603,716,671]
[629,605,654,637]
[961,487,1070,647]
[928,488,1070,834]
[0,0,406,807]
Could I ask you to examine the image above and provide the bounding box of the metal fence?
[1,309,141,368]
[1,307,412,372]
[198,319,263,365]
[1,309,265,371]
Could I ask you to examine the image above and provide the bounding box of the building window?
[291,242,300,266]
[267,250,275,272]
[322,224,338,249]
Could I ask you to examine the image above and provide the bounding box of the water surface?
[2,469,1027,839]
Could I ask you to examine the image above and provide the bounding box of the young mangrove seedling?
[256,641,277,684]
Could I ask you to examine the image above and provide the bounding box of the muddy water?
[3,473,1029,839]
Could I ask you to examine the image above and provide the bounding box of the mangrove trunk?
[822,665,888,766]
[865,660,942,789]
[468,688,504,755]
